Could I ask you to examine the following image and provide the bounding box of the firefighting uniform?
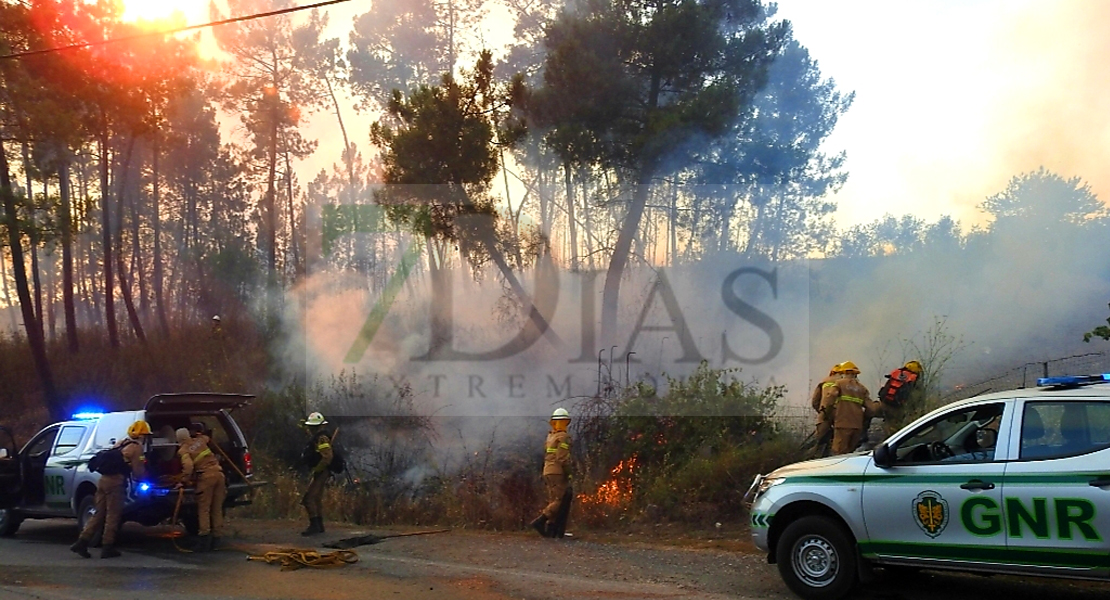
[179,434,226,538]
[541,430,571,519]
[303,433,333,519]
[811,374,841,449]
[78,438,145,547]
[825,375,881,455]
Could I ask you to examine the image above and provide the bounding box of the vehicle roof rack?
[1037,373,1110,388]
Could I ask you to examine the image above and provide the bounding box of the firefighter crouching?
[809,363,844,457]
[824,362,881,455]
[176,427,226,551]
[300,412,333,536]
[530,408,572,537]
[70,420,151,559]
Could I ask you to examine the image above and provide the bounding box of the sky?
[773,0,1110,229]
[117,0,1110,232]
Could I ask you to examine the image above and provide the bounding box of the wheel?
[775,516,858,600]
[77,494,103,547]
[0,508,22,537]
[181,510,200,537]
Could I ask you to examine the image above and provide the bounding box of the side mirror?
[873,443,894,469]
[0,448,8,459]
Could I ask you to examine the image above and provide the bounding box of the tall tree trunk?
[323,74,355,196]
[22,143,44,339]
[99,135,119,347]
[284,149,300,279]
[131,175,147,320]
[265,68,279,283]
[2,147,62,419]
[46,250,56,342]
[114,136,146,344]
[601,167,654,345]
[580,169,595,271]
[564,163,578,271]
[59,158,78,352]
[152,134,169,337]
[0,245,18,332]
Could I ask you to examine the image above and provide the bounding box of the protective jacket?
[829,375,879,430]
[542,431,571,476]
[179,434,221,477]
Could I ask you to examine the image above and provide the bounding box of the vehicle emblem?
[913,491,949,538]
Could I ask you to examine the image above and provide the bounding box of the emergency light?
[72,411,105,420]
[1037,373,1110,387]
[138,482,151,493]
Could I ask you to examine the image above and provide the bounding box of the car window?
[24,427,60,458]
[1020,401,1110,460]
[53,426,87,456]
[894,403,1005,464]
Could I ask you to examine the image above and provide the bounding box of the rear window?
[1020,401,1110,460]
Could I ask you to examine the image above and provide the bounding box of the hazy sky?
[773,0,1110,228]
[126,0,1110,230]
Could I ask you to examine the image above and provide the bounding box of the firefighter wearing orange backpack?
[877,360,923,438]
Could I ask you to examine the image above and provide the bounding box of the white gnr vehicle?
[746,374,1110,600]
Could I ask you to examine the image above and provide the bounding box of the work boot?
[70,539,91,559]
[530,515,548,537]
[193,534,211,552]
[100,546,121,559]
[300,517,323,536]
[209,536,221,551]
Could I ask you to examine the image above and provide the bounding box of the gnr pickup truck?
[0,393,256,538]
[746,374,1110,600]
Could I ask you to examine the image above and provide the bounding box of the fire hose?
[246,548,359,570]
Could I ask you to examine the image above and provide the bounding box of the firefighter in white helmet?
[300,411,333,536]
[530,408,572,537]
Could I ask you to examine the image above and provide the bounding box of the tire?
[181,511,200,537]
[77,494,102,547]
[0,508,22,537]
[775,515,859,600]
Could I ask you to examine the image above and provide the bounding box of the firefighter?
[70,421,150,559]
[825,362,881,455]
[300,412,333,536]
[809,363,844,457]
[176,427,226,551]
[530,408,572,537]
[877,360,923,438]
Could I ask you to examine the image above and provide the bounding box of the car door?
[1001,398,1110,577]
[19,426,60,508]
[0,427,20,508]
[43,425,89,513]
[861,400,1011,566]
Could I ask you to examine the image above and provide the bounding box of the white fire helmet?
[304,412,328,426]
[550,408,571,421]
[212,315,221,322]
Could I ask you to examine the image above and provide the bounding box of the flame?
[577,457,637,508]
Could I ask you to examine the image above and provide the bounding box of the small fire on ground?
[577,457,637,508]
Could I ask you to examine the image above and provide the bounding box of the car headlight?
[744,475,786,506]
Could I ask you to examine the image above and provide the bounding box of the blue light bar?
[72,412,105,420]
[1037,373,1110,387]
[138,482,151,493]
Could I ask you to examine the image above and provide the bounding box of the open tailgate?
[145,393,253,414]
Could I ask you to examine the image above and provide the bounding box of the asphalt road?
[2,517,1110,600]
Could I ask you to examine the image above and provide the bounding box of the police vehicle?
[0,393,256,539]
[746,374,1110,600]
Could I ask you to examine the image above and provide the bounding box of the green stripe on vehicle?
[859,541,1110,569]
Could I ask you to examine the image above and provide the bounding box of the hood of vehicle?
[767,452,870,480]
[144,393,253,413]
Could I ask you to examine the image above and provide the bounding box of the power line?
[0,0,356,61]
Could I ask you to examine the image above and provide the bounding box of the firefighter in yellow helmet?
[876,360,924,438]
[71,420,150,559]
[176,427,226,551]
[809,363,844,457]
[824,362,881,455]
[530,408,572,537]
[300,412,333,536]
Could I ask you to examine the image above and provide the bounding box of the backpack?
[328,444,346,474]
[879,368,919,407]
[88,440,135,476]
[302,433,346,474]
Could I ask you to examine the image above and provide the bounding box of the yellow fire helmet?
[839,361,860,375]
[829,362,845,376]
[128,420,152,438]
[903,360,923,374]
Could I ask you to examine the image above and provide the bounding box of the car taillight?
[244,450,253,475]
